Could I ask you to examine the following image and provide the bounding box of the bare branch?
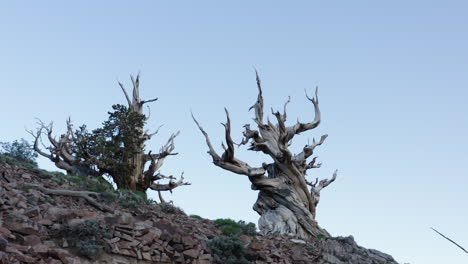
[221,108,235,162]
[249,70,264,125]
[150,172,191,192]
[431,227,468,254]
[27,126,53,160]
[192,111,265,177]
[118,81,132,107]
[191,112,221,161]
[131,74,140,104]
[294,134,328,164]
[285,87,321,141]
[141,98,158,105]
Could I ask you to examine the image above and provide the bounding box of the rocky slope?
[0,162,398,264]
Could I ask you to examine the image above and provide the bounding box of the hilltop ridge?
[0,159,397,264]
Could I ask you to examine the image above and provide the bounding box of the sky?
[0,1,467,263]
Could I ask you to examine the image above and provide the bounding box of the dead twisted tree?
[193,72,337,239]
[28,74,189,198]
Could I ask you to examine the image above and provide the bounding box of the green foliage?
[72,104,147,188]
[56,220,111,259]
[208,236,251,264]
[114,190,168,210]
[189,214,203,219]
[0,139,37,167]
[0,151,65,180]
[214,218,257,237]
[117,190,150,208]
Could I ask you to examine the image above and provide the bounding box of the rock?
[32,244,50,254]
[24,206,40,217]
[4,222,39,235]
[43,207,77,222]
[290,238,306,244]
[183,248,199,259]
[0,236,7,251]
[0,228,11,238]
[119,213,135,225]
[239,234,252,245]
[250,240,265,250]
[23,235,41,246]
[21,173,32,180]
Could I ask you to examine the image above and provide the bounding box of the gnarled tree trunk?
[193,72,337,239]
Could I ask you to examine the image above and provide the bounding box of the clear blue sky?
[1,1,467,263]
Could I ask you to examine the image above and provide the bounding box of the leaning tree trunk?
[193,71,337,239]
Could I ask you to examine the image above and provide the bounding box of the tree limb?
[431,227,468,254]
[285,87,321,141]
[150,172,191,192]
[192,111,265,177]
[24,183,114,213]
[249,70,264,126]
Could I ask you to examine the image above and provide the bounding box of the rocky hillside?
[0,160,398,264]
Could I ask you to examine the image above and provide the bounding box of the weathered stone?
[183,249,199,259]
[24,206,40,217]
[199,254,212,260]
[32,244,50,254]
[43,207,78,222]
[290,238,306,244]
[0,236,7,251]
[142,251,151,260]
[250,240,265,250]
[4,222,39,235]
[23,235,41,246]
[239,234,252,245]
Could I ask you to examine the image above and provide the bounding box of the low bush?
[208,236,251,264]
[158,202,186,215]
[214,218,256,236]
[189,214,203,219]
[0,139,37,167]
[55,220,111,259]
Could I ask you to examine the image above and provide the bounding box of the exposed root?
[23,183,114,213]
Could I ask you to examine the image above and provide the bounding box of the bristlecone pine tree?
[29,74,189,198]
[193,72,337,239]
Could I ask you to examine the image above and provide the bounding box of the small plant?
[56,220,111,259]
[189,214,203,219]
[208,236,251,264]
[214,218,256,236]
[117,190,149,208]
[0,139,38,167]
[158,202,186,215]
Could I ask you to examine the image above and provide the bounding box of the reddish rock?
[0,236,7,251]
[24,206,40,217]
[0,228,11,238]
[239,234,252,245]
[43,207,78,222]
[32,244,50,254]
[183,248,199,259]
[23,235,42,246]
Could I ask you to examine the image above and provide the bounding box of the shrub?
[189,214,203,219]
[117,190,150,208]
[208,236,250,264]
[158,202,186,215]
[214,218,256,236]
[0,139,37,167]
[56,220,111,259]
